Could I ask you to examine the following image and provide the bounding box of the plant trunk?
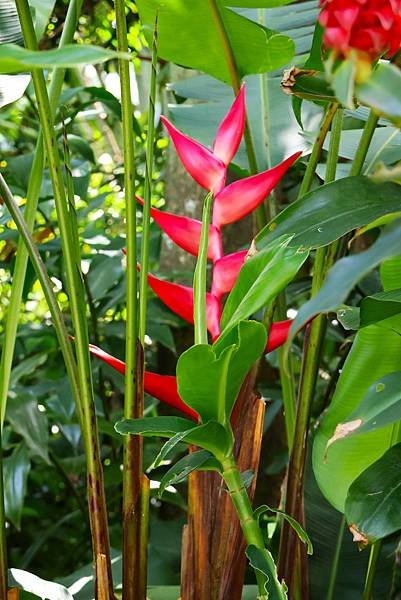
[181,371,265,600]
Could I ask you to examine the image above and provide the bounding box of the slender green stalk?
[15,2,114,596]
[221,455,275,598]
[0,174,81,402]
[0,0,84,428]
[278,106,342,592]
[326,516,345,600]
[193,192,213,345]
[0,436,7,598]
[114,2,148,598]
[298,103,339,198]
[349,111,379,177]
[139,18,158,345]
[362,542,381,599]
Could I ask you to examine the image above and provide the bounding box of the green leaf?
[0,43,128,74]
[326,372,401,448]
[360,288,401,329]
[66,135,96,164]
[177,321,266,423]
[136,0,295,84]
[9,353,48,387]
[357,63,401,127]
[254,504,313,555]
[158,450,220,497]
[345,443,401,545]
[29,0,57,39]
[337,305,360,330]
[0,0,30,108]
[221,236,309,331]
[313,323,401,512]
[115,417,232,459]
[4,442,30,529]
[6,396,50,464]
[8,568,73,600]
[115,416,196,437]
[289,220,401,341]
[246,545,288,599]
[256,178,401,250]
[284,71,336,103]
[168,0,320,169]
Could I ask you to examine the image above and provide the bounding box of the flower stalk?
[193,192,213,345]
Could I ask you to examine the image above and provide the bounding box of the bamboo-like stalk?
[277,105,341,595]
[278,106,381,595]
[113,2,149,598]
[0,4,84,592]
[14,2,114,596]
[139,18,158,345]
[0,0,84,427]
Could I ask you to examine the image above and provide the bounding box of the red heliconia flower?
[212,152,302,228]
[136,196,223,262]
[160,84,246,194]
[211,250,248,298]
[147,273,222,340]
[88,343,198,421]
[319,0,401,61]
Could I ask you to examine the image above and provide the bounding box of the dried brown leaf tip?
[246,240,258,260]
[281,67,316,95]
[327,419,363,449]
[349,523,369,550]
[324,419,363,461]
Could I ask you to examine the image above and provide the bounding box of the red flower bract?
[319,0,401,60]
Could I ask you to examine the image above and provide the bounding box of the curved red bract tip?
[88,343,198,420]
[213,83,246,166]
[212,152,302,227]
[147,273,221,340]
[136,196,223,262]
[161,116,226,194]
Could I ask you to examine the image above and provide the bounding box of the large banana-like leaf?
[167,1,321,169]
[312,255,401,512]
[136,0,297,84]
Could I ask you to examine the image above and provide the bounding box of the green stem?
[362,541,381,600]
[193,192,213,345]
[15,2,114,596]
[139,17,158,345]
[0,436,7,597]
[277,106,342,592]
[0,0,84,428]
[326,516,345,600]
[221,455,271,598]
[349,111,379,177]
[114,2,147,598]
[298,103,339,199]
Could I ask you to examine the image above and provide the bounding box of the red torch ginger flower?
[319,0,401,61]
